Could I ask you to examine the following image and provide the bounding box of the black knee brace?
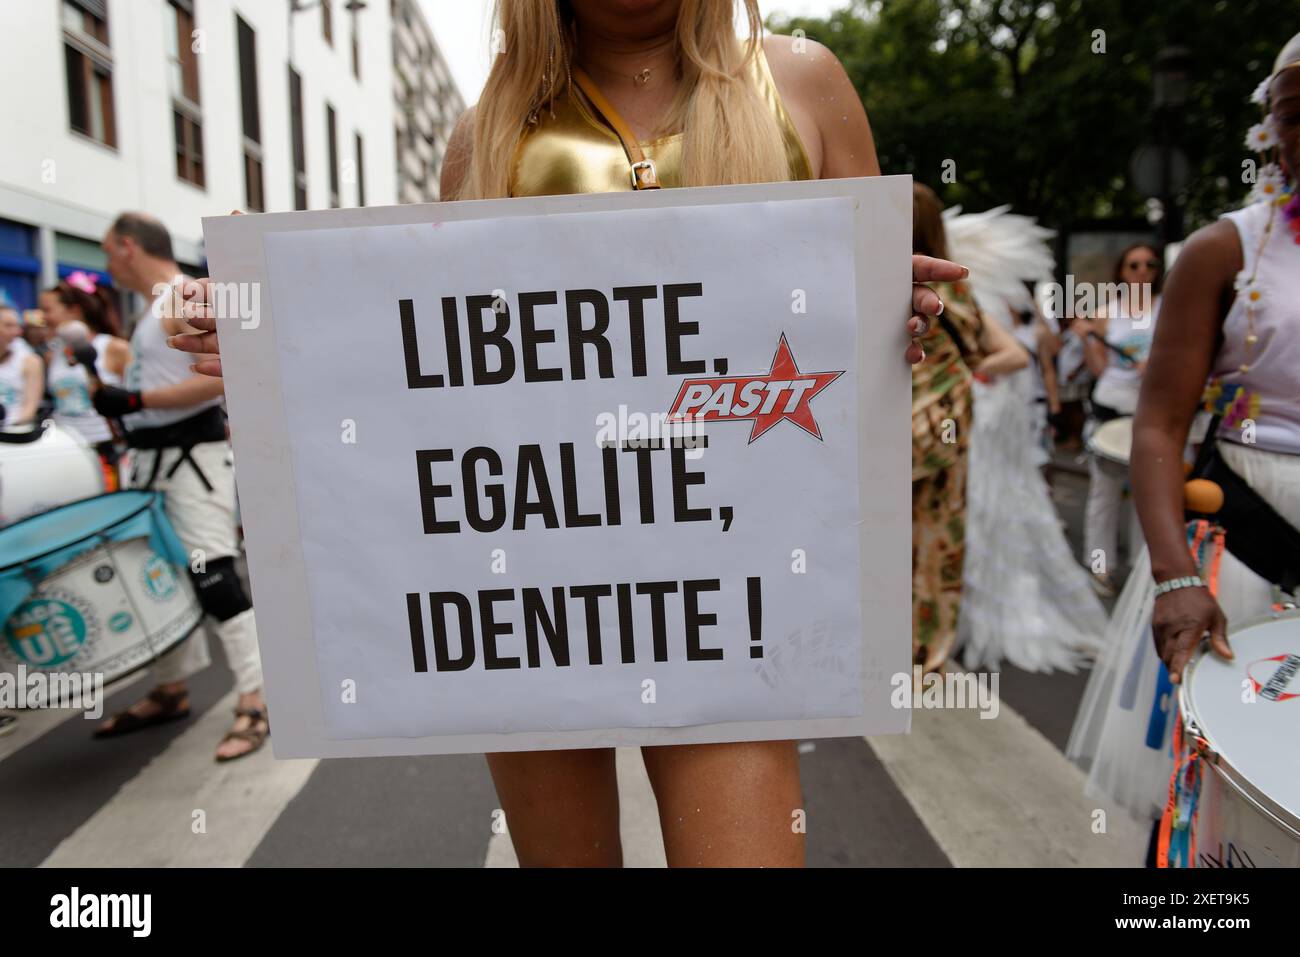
[189,556,252,621]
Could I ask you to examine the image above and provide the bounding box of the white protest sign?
[203,176,912,757]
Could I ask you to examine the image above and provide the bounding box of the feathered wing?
[943,205,1056,320]
[946,205,1109,674]
[959,375,1109,674]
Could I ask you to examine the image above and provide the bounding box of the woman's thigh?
[640,739,804,867]
[485,748,622,867]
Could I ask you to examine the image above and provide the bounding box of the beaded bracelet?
[1153,575,1206,597]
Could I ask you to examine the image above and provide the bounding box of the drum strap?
[128,406,224,494]
[1156,520,1225,869]
[1157,717,1208,868]
[138,444,214,494]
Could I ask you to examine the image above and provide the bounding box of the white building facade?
[0,0,461,311]
[391,0,465,204]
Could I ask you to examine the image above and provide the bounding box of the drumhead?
[1183,611,1300,828]
[0,421,103,525]
[1088,416,1133,465]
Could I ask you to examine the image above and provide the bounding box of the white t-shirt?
[49,332,122,444]
[1092,297,1161,415]
[0,340,34,427]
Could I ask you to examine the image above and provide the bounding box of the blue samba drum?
[0,491,201,695]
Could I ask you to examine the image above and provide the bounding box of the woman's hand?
[909,255,968,364]
[167,211,242,378]
[166,276,223,377]
[1151,586,1232,684]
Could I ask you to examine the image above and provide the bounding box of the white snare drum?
[0,421,103,526]
[0,491,201,702]
[1177,611,1300,867]
[1087,416,1133,479]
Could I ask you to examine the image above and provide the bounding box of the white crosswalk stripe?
[39,691,318,868]
[5,680,1150,868]
[869,698,1146,867]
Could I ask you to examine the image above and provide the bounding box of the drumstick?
[68,344,128,441]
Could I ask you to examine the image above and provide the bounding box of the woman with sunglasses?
[1074,244,1164,596]
[171,0,965,867]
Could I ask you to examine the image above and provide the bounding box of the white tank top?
[1213,201,1300,455]
[49,333,122,444]
[1091,295,1161,415]
[123,276,222,430]
[0,340,33,428]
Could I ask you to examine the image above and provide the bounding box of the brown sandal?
[215,706,269,763]
[93,687,191,738]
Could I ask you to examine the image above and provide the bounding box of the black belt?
[126,406,226,493]
[1091,400,1125,423]
[1189,416,1300,594]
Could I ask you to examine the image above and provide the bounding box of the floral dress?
[910,281,983,671]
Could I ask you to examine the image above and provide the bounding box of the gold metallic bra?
[510,45,814,197]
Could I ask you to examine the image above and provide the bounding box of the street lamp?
[1153,46,1192,111]
[1152,46,1193,246]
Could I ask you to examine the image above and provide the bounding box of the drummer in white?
[1072,245,1162,595]
[88,213,268,762]
[0,307,44,430]
[1069,36,1300,863]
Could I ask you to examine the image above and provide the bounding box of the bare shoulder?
[1177,218,1241,265]
[1166,219,1241,292]
[762,34,876,178]
[440,106,476,201]
[762,34,850,103]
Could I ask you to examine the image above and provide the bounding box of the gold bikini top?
[510,46,814,197]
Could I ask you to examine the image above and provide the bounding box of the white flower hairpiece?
[1249,163,1286,204]
[1245,116,1278,151]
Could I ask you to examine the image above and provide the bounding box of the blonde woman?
[172,0,965,866]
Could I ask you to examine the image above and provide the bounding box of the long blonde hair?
[463,0,791,199]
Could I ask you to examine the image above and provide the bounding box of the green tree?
[770,0,1291,234]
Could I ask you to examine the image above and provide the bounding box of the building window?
[321,0,333,46]
[236,15,264,212]
[62,0,116,148]
[167,1,203,187]
[354,133,365,207]
[289,67,307,211]
[0,220,41,313]
[326,104,340,208]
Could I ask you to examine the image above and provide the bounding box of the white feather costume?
[943,206,1109,672]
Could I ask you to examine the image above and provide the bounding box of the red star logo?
[667,333,844,444]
